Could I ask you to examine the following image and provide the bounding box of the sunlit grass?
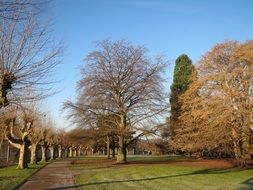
[72,156,253,190]
[0,162,47,190]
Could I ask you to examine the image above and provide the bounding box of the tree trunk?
[49,146,54,160]
[112,147,115,158]
[30,144,37,164]
[73,148,77,157]
[133,147,136,155]
[69,147,73,157]
[242,125,251,160]
[59,146,62,158]
[0,133,4,152]
[66,148,69,158]
[117,135,127,163]
[106,136,111,159]
[232,127,248,167]
[17,142,29,169]
[41,146,47,162]
[78,147,81,156]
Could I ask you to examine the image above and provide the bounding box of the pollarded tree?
[169,54,194,137]
[27,112,46,164]
[173,40,253,167]
[39,124,52,162]
[45,123,58,160]
[0,0,61,108]
[64,40,167,163]
[56,129,67,158]
[29,122,44,164]
[4,106,36,169]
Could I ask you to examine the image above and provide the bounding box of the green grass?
[127,155,187,161]
[72,156,253,190]
[0,162,47,190]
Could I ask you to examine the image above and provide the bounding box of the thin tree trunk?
[112,147,115,158]
[65,148,69,158]
[242,125,251,160]
[6,144,10,165]
[106,136,111,159]
[0,133,4,152]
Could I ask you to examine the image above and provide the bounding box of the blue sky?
[44,0,253,129]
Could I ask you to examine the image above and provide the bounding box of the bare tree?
[47,129,57,160]
[56,129,67,158]
[0,0,40,20]
[64,40,167,163]
[0,0,61,107]
[173,40,253,167]
[29,117,45,164]
[4,105,36,169]
[38,118,56,162]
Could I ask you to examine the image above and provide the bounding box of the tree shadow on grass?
[238,178,253,190]
[44,168,244,190]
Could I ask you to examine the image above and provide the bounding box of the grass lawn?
[71,156,253,190]
[0,162,47,190]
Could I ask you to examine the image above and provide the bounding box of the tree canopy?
[169,54,194,136]
[64,40,167,163]
[172,40,253,167]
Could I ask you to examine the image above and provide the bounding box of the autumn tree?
[0,0,61,108]
[173,40,253,167]
[169,54,194,137]
[64,40,167,163]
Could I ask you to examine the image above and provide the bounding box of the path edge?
[13,161,54,190]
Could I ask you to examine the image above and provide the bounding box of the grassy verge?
[71,156,253,190]
[0,162,47,190]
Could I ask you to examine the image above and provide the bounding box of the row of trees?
[0,0,64,169]
[169,41,253,167]
[0,104,83,169]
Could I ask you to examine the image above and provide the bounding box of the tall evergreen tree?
[169,54,194,137]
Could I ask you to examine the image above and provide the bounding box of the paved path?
[18,160,76,190]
